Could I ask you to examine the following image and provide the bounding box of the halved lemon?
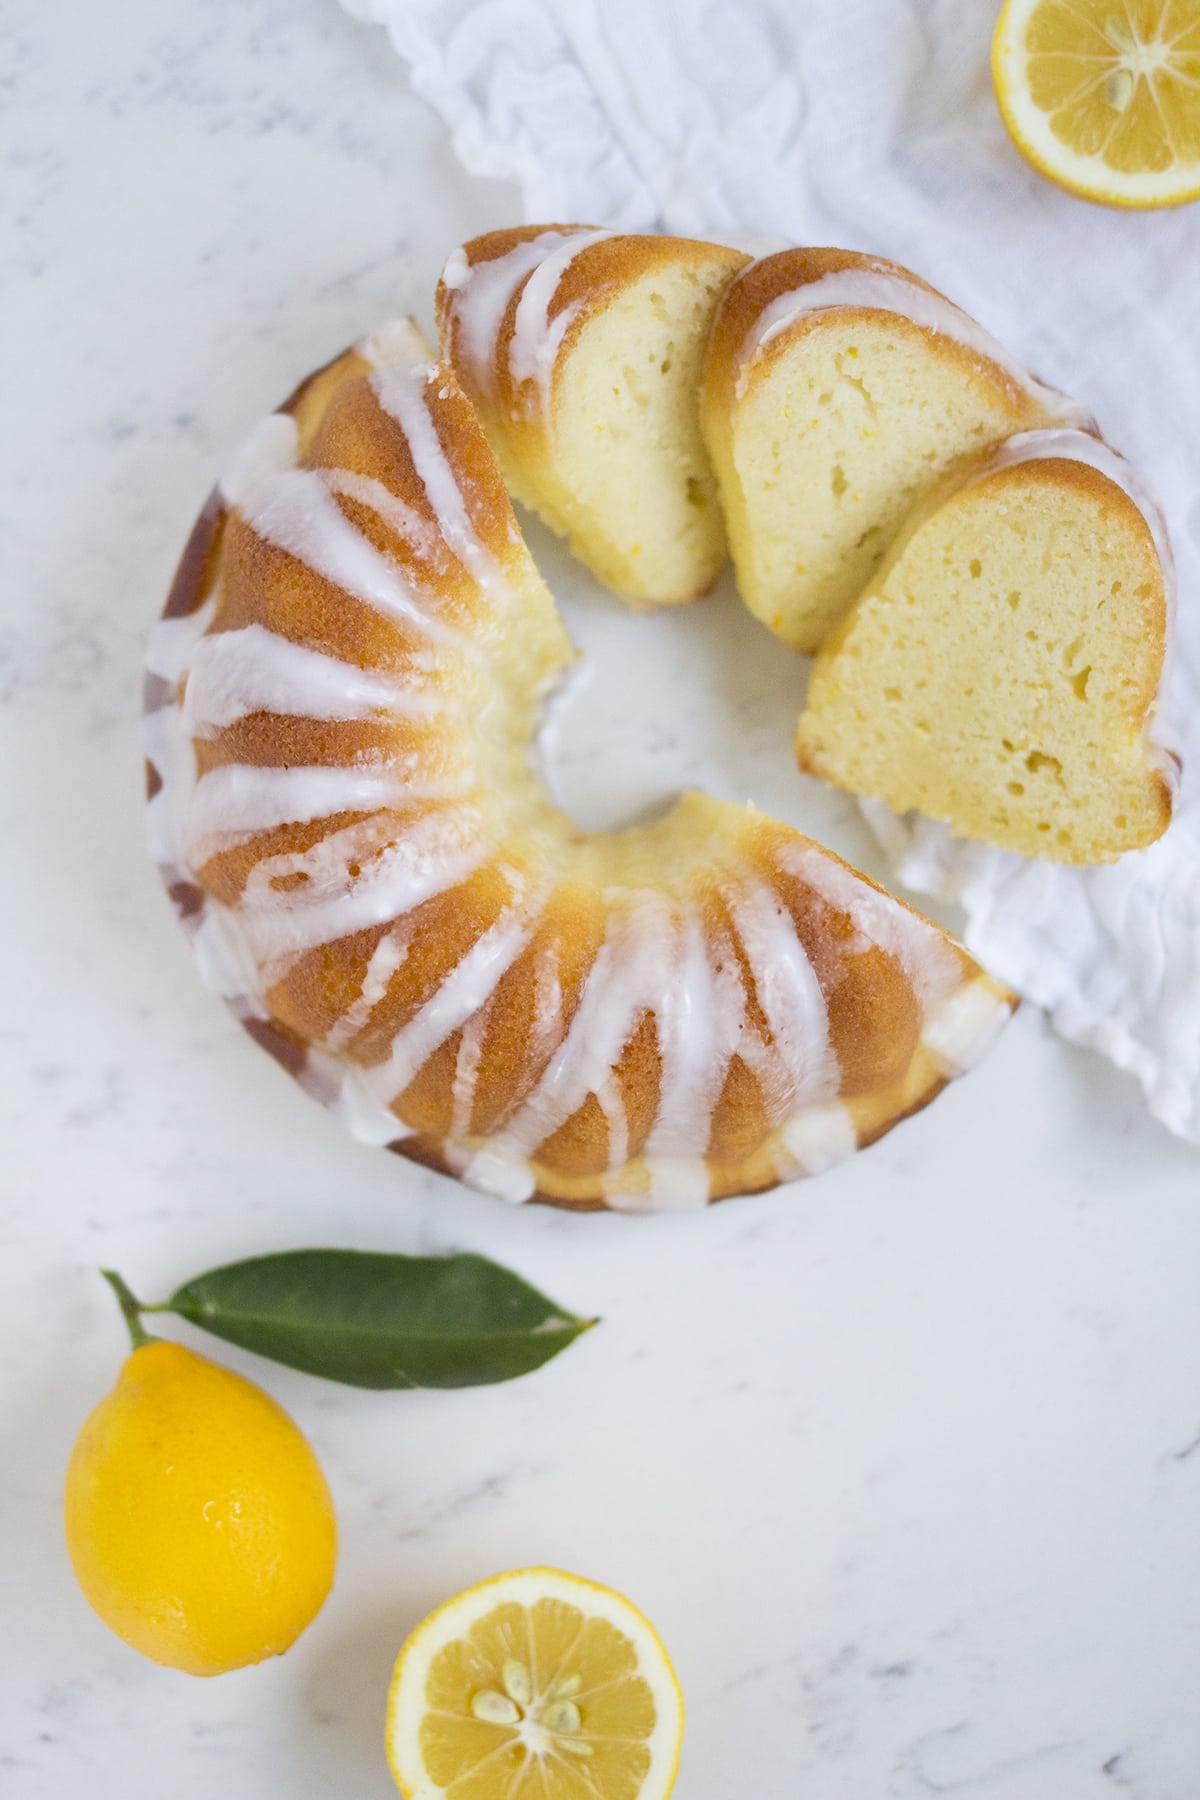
[993,0,1200,208]
[385,1567,685,1800]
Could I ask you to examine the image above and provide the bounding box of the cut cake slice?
[702,246,1088,652]
[438,226,750,606]
[795,429,1177,864]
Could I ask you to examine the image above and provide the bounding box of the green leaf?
[152,1249,595,1390]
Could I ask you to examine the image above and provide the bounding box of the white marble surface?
[3,1,1200,1795]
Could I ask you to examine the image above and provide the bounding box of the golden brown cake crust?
[437,225,751,417]
[145,232,1177,1209]
[703,245,1048,427]
[145,320,1019,1211]
[437,227,752,606]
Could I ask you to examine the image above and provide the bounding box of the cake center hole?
[522,511,876,866]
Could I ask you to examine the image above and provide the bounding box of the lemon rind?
[385,1566,685,1800]
[992,0,1200,210]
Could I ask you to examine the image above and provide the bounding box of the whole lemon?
[64,1338,337,1675]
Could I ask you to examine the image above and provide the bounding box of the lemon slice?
[993,0,1200,208]
[385,1567,685,1800]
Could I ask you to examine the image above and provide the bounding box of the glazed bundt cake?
[437,227,750,606]
[147,228,1182,1203]
[145,318,1017,1211]
[701,247,1092,654]
[795,428,1177,864]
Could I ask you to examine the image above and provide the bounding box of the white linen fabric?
[339,0,1200,1142]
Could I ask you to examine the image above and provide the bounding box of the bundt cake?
[436,227,750,606]
[795,428,1177,863]
[144,317,1017,1211]
[701,247,1092,653]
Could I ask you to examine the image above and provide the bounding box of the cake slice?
[437,226,750,606]
[702,247,1088,653]
[795,430,1177,865]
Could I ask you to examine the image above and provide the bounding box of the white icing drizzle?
[704,915,789,1120]
[220,413,300,507]
[595,1071,629,1172]
[458,1147,537,1205]
[144,305,1022,1212]
[328,1064,413,1146]
[450,1002,491,1140]
[146,591,218,683]
[191,903,265,1009]
[776,839,965,1014]
[144,703,193,867]
[639,1158,712,1211]
[733,1025,797,1128]
[186,762,461,865]
[972,427,1174,578]
[440,229,612,404]
[776,1102,858,1178]
[181,625,441,736]
[724,879,839,1110]
[737,261,1092,427]
[360,896,542,1107]
[323,468,445,568]
[441,233,572,397]
[921,980,1013,1075]
[237,804,492,975]
[642,905,737,1163]
[325,927,410,1052]
[478,877,839,1198]
[529,940,565,1065]
[600,908,759,1211]
[235,465,456,644]
[506,228,615,415]
[145,595,220,866]
[440,247,470,292]
[606,1162,710,1214]
[371,361,509,596]
[489,893,681,1163]
[359,317,433,371]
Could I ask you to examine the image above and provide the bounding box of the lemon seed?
[543,1699,582,1734]
[502,1659,533,1706]
[1105,67,1135,111]
[472,1689,520,1726]
[548,1672,582,1699]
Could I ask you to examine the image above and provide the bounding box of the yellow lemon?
[992,0,1200,207]
[386,1567,685,1800]
[64,1338,337,1675]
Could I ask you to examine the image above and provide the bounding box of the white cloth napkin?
[339,0,1200,1143]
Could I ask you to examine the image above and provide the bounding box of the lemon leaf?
[151,1250,596,1389]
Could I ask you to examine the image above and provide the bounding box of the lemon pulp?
[387,1569,684,1800]
[994,0,1200,206]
